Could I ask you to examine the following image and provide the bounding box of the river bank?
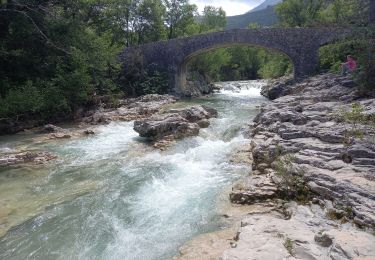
[175,73,375,260]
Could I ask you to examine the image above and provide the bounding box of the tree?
[0,0,121,120]
[163,0,198,39]
[275,0,307,27]
[201,6,226,32]
[136,0,166,43]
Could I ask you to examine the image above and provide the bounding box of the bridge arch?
[178,43,295,94]
[120,28,350,96]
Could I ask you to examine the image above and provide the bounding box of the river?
[0,81,266,260]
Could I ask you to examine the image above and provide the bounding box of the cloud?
[190,0,264,16]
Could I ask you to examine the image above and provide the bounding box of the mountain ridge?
[226,6,278,29]
[248,0,282,13]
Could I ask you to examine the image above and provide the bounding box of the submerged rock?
[83,129,95,135]
[133,105,217,143]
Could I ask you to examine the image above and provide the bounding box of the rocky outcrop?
[175,74,375,260]
[238,74,375,228]
[260,76,295,100]
[0,151,57,166]
[133,105,217,144]
[184,72,213,97]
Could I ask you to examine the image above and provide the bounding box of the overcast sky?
[190,0,264,16]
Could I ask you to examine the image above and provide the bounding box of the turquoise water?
[0,82,265,260]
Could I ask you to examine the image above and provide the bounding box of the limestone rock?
[314,232,333,247]
[133,105,217,142]
[230,173,279,204]
[246,73,375,227]
[221,204,375,260]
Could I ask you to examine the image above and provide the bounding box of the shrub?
[0,81,43,119]
[274,154,308,200]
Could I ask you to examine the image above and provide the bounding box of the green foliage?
[187,46,292,82]
[164,0,198,39]
[137,0,167,43]
[120,56,170,96]
[283,237,295,256]
[338,102,374,146]
[319,40,368,72]
[274,154,307,200]
[200,6,226,31]
[189,49,231,82]
[258,51,293,78]
[275,0,369,27]
[0,81,43,118]
[355,38,375,93]
[0,0,122,121]
[275,0,311,27]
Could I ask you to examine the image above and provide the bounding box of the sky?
[190,0,265,16]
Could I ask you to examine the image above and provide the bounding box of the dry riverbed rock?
[133,105,217,145]
[0,151,57,166]
[82,94,177,124]
[222,203,375,260]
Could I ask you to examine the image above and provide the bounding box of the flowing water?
[0,81,266,260]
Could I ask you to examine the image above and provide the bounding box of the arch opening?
[177,44,294,96]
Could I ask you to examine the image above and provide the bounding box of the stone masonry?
[120,28,351,96]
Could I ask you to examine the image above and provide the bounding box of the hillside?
[248,0,282,13]
[226,6,278,29]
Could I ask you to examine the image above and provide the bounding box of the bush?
[0,81,43,118]
[274,154,308,200]
[319,40,368,72]
[120,59,170,96]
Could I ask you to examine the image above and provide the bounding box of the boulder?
[42,124,64,133]
[134,114,200,140]
[133,105,217,142]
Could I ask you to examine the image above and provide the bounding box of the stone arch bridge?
[120,28,350,95]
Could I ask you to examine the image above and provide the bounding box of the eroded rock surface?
[82,94,177,124]
[222,203,375,260]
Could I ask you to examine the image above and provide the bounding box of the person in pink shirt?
[341,55,357,76]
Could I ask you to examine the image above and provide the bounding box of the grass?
[283,237,294,256]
